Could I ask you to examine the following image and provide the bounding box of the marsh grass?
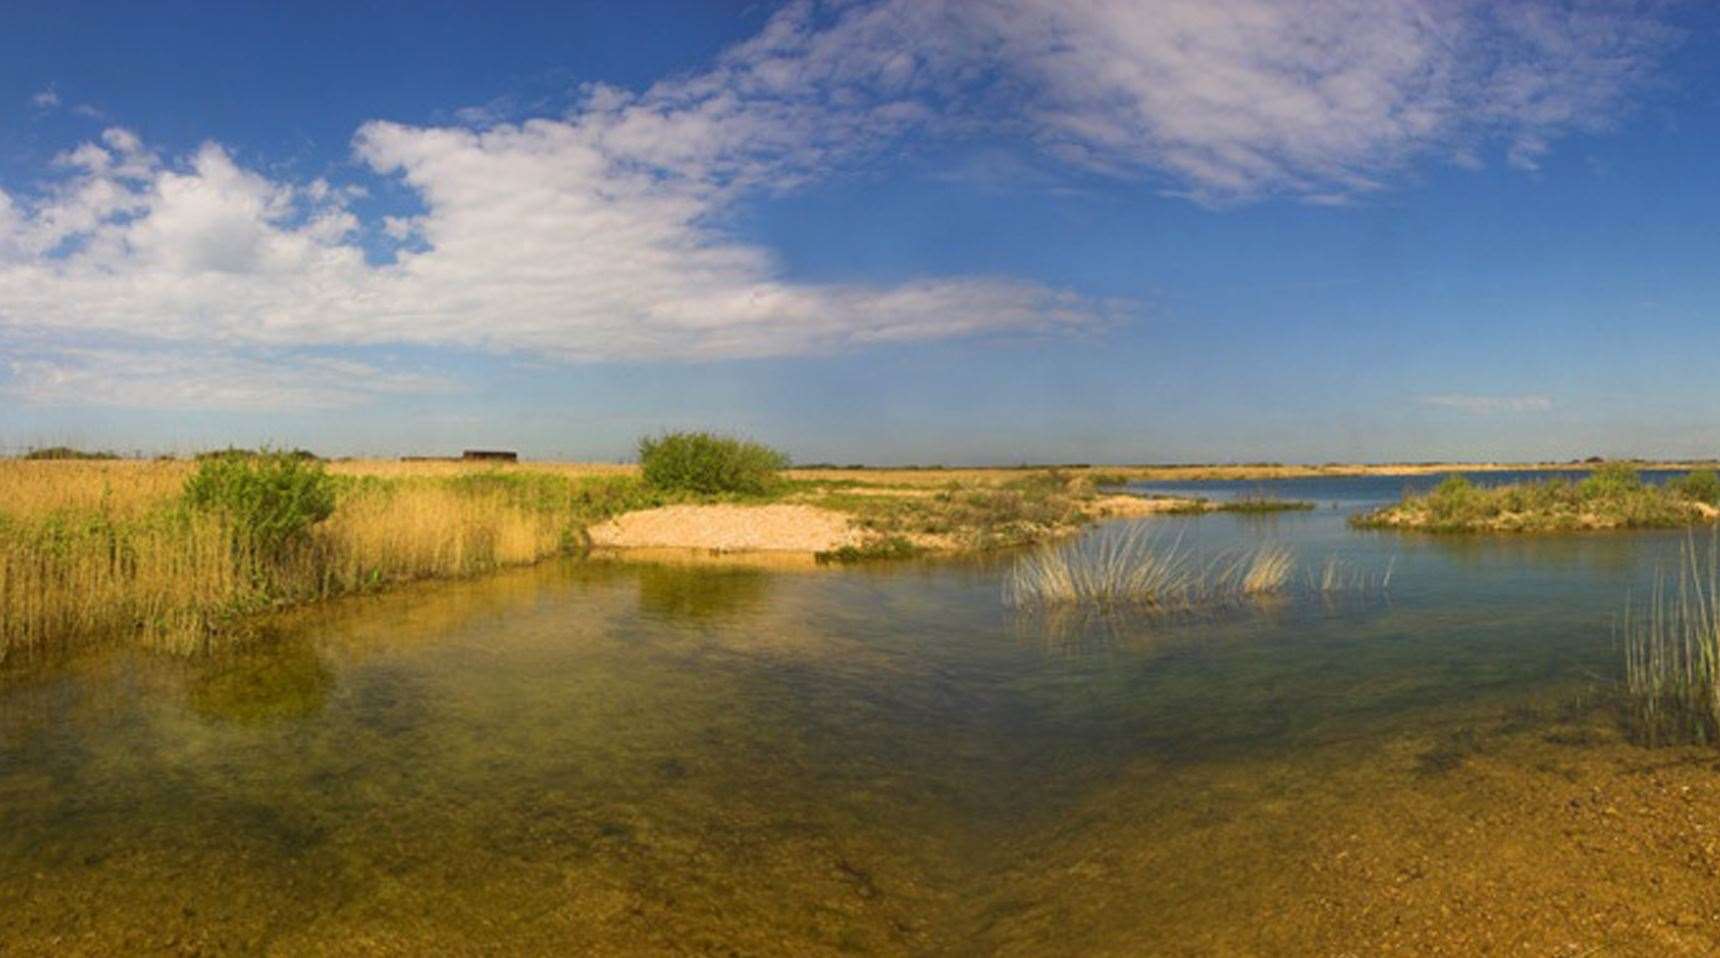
[1003,525,1306,610]
[1004,524,1395,613]
[833,474,1089,550]
[1159,493,1315,515]
[1216,490,1317,514]
[0,461,671,663]
[1621,534,1720,746]
[1311,554,1396,592]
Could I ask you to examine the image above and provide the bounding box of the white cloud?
[987,0,1677,202]
[1422,394,1555,415]
[2,345,448,410]
[0,0,1682,409]
[30,88,60,110]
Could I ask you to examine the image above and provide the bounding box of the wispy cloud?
[1422,394,1555,415]
[2,345,450,410]
[995,0,1678,203]
[30,87,59,110]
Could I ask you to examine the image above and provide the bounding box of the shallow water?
[1,475,1712,954]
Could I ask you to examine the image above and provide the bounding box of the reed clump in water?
[1622,535,1720,746]
[1002,524,1298,610]
[1311,554,1395,593]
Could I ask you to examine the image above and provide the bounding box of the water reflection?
[635,563,772,622]
[186,639,334,724]
[0,487,1713,952]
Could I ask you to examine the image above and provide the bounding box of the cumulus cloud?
[1422,394,1555,415]
[0,0,1682,409]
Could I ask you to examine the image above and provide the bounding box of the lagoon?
[2,474,1713,953]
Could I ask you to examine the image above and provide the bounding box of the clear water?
[0,474,1705,953]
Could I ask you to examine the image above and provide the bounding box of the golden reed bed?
[0,459,592,661]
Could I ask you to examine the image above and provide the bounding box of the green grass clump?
[639,432,789,495]
[183,450,336,554]
[815,536,921,564]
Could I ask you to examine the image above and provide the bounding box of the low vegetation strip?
[1353,465,1720,533]
[1160,492,1317,515]
[0,432,1221,661]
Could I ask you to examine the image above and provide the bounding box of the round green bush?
[638,432,789,495]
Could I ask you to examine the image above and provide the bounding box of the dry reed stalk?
[1,477,575,663]
[1623,533,1720,745]
[1004,525,1297,609]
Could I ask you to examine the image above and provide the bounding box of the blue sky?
[1,0,1716,464]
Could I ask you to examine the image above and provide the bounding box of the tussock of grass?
[1002,525,1306,610]
[1355,465,1712,533]
[1004,525,1201,609]
[1003,525,1394,613]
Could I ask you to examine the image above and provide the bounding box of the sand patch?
[587,504,865,553]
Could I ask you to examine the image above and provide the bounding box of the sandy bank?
[587,504,866,553]
[586,494,1208,556]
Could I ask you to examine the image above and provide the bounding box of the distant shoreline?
[785,461,1720,484]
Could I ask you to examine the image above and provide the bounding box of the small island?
[1353,464,1720,532]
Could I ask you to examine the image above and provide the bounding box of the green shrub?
[1579,462,1642,499]
[638,432,789,495]
[183,451,336,554]
[1426,474,1485,522]
[1670,469,1720,506]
